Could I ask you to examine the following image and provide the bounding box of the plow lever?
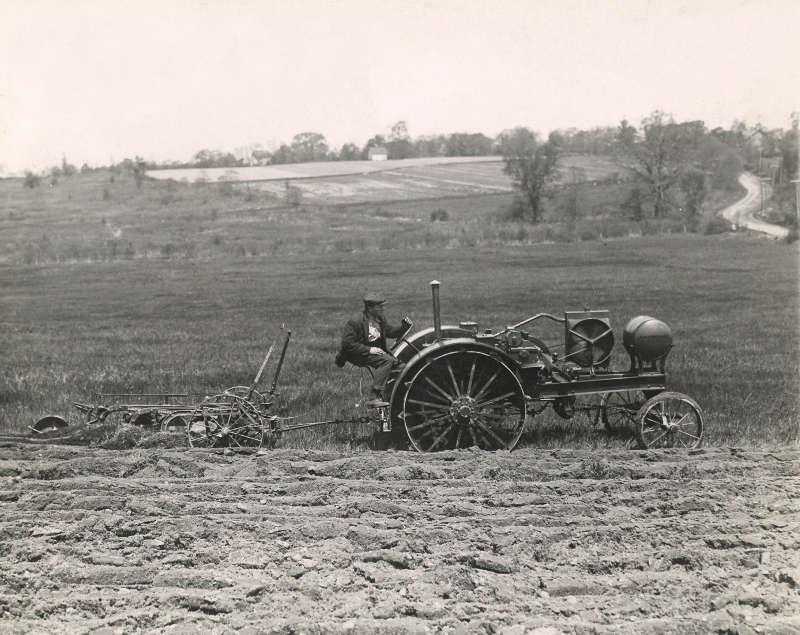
[269,329,292,397]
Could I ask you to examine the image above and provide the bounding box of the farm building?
[368,146,388,161]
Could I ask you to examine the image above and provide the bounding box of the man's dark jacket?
[337,312,404,366]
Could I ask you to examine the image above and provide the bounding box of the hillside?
[1,151,746,268]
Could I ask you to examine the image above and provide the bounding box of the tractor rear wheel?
[402,348,526,452]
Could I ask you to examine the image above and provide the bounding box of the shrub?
[61,158,76,177]
[374,207,395,218]
[457,232,478,248]
[784,225,798,244]
[430,208,449,222]
[285,184,303,208]
[65,242,82,262]
[497,197,528,221]
[218,180,235,197]
[640,218,686,235]
[622,184,644,221]
[702,216,732,235]
[23,243,37,265]
[23,171,41,189]
[598,218,630,238]
[524,223,572,243]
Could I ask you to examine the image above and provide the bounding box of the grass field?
[0,161,796,447]
[145,154,627,205]
[1,231,797,447]
[146,155,506,184]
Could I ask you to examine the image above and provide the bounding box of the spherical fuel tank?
[623,316,672,361]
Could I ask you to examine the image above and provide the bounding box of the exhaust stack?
[431,280,441,341]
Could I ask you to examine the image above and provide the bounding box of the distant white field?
[146,156,503,183]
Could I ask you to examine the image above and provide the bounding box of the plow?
[23,281,704,452]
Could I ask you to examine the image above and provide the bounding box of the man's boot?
[366,390,389,408]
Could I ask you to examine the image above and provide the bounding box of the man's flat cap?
[363,292,386,306]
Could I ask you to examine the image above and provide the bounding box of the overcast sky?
[1,0,797,173]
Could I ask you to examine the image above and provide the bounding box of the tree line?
[20,113,798,232]
[499,111,799,227]
[162,121,497,169]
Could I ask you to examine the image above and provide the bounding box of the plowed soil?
[1,444,798,634]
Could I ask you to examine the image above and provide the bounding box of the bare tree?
[615,112,703,218]
[498,128,561,223]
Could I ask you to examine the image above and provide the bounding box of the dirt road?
[1,444,798,633]
[722,173,789,239]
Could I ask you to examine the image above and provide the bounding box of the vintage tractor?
[26,282,703,454]
[380,281,703,452]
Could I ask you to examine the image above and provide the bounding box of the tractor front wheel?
[635,391,703,449]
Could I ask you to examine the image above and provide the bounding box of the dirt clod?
[1,445,798,631]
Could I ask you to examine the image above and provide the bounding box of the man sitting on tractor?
[335,293,410,407]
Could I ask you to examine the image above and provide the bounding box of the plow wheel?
[186,394,264,449]
[222,385,267,405]
[635,391,703,449]
[160,412,189,433]
[599,391,648,432]
[31,415,68,433]
[402,349,526,452]
[132,412,159,430]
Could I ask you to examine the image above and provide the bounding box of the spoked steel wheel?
[600,391,648,432]
[221,385,266,404]
[402,348,526,452]
[132,412,159,430]
[187,395,264,449]
[635,391,703,449]
[160,412,189,433]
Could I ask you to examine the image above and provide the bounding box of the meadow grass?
[0,230,797,448]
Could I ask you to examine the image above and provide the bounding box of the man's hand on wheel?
[369,347,388,356]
